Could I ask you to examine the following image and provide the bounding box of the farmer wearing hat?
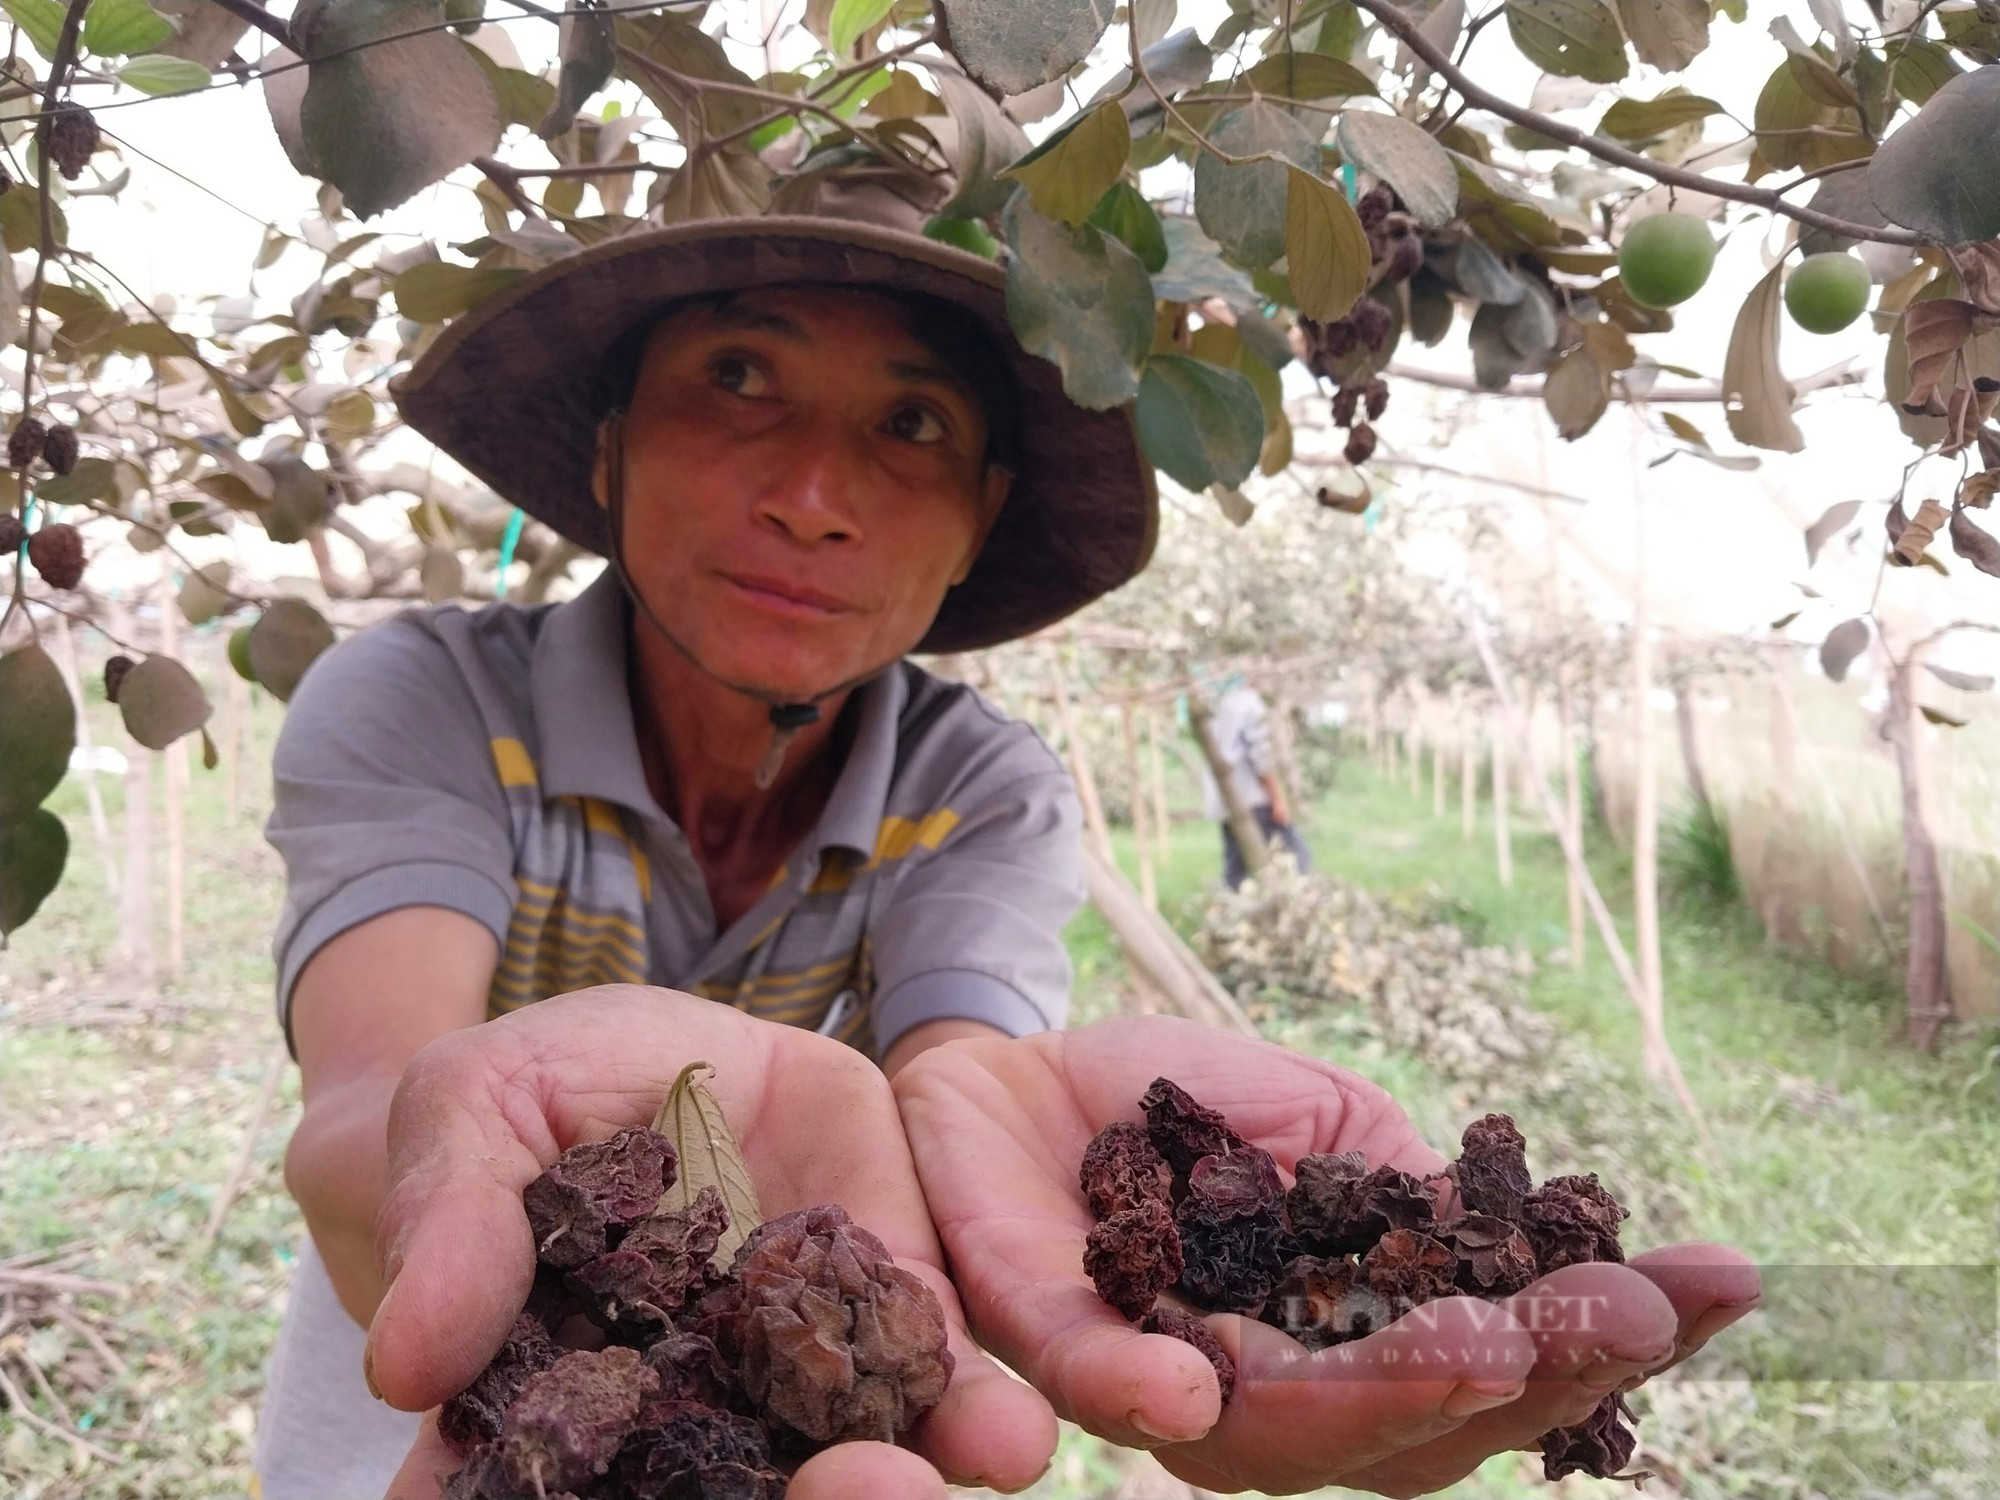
[258,214,1757,1499]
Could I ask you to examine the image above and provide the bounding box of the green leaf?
[1001,101,1130,228]
[1004,196,1155,410]
[1137,353,1264,491]
[394,260,526,322]
[538,1,617,139]
[1505,0,1628,83]
[464,45,557,130]
[0,808,67,938]
[1892,38,1961,106]
[828,0,894,59]
[0,184,67,255]
[1612,0,1707,71]
[247,597,337,702]
[1868,66,2000,247]
[616,12,764,136]
[178,560,234,625]
[0,645,75,824]
[3,0,66,60]
[652,1061,762,1269]
[933,0,1117,95]
[1752,57,1867,173]
[1239,50,1375,100]
[922,215,1000,257]
[117,655,212,750]
[256,454,331,544]
[291,0,505,218]
[1193,102,1318,270]
[1722,262,1803,453]
[85,0,174,56]
[1284,167,1369,322]
[1334,109,1458,227]
[35,457,116,505]
[1598,92,1724,142]
[1088,181,1167,272]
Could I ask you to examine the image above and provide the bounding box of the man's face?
[602,286,1009,703]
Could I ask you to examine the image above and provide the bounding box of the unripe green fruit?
[1784,252,1872,334]
[922,216,998,259]
[1616,213,1717,310]
[228,624,257,683]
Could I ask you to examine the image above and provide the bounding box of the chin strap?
[600,408,828,790]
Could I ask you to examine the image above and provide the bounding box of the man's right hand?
[367,986,1059,1500]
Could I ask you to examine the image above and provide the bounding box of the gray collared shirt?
[265,567,1083,1059]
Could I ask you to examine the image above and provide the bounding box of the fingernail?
[1684,1301,1755,1350]
[1130,1412,1205,1445]
[1441,1378,1525,1419]
[362,1339,383,1402]
[1579,1349,1668,1393]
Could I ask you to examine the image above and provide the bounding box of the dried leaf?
[1943,377,2000,456]
[0,644,74,824]
[1900,297,1986,409]
[118,656,213,750]
[1723,263,1804,453]
[1892,497,1948,565]
[1804,499,1862,564]
[1209,483,1255,525]
[1285,167,1370,322]
[1819,617,1870,682]
[1925,662,1994,693]
[652,1061,761,1268]
[538,0,617,138]
[1959,469,2000,510]
[1949,504,2000,577]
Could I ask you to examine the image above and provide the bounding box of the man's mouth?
[717,572,857,618]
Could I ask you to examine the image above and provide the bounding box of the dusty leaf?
[934,0,1116,95]
[933,67,1031,218]
[1542,343,1609,439]
[248,597,337,702]
[1613,0,1708,71]
[1803,498,1862,564]
[1599,91,1723,142]
[1505,0,1628,83]
[257,455,331,545]
[1868,66,2000,246]
[1950,504,2000,577]
[1194,102,1319,270]
[1004,196,1155,410]
[0,808,67,938]
[1334,110,1458,227]
[1001,101,1130,228]
[1241,51,1375,100]
[1137,352,1265,491]
[0,645,75,823]
[652,1061,761,1267]
[118,656,213,750]
[1926,662,1994,693]
[291,0,505,219]
[1818,617,1870,682]
[1723,263,1803,453]
[1284,167,1370,322]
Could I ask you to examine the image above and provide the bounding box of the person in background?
[1198,674,1312,888]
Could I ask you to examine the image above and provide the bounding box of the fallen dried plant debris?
[1079,1083,1649,1483]
[439,1071,952,1498]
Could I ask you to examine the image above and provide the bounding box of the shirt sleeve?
[866,758,1084,1055]
[264,615,517,1047]
[1236,691,1276,779]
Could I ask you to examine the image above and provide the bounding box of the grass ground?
[2,701,1994,1498]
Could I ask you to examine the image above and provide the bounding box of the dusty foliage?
[1194,857,1566,1099]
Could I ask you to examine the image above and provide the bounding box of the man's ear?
[949,464,1012,587]
[589,413,620,512]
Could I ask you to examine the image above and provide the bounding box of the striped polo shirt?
[265,567,1083,1059]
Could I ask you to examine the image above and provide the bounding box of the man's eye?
[884,403,947,444]
[712,355,770,396]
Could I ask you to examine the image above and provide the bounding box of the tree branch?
[197,0,293,48]
[1347,0,1926,248]
[1384,356,1864,402]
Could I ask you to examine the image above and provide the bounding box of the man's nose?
[755,424,865,546]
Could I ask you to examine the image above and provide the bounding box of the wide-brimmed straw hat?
[391,216,1158,653]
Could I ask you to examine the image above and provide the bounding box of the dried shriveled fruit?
[1360,1228,1459,1314]
[1451,1114,1534,1220]
[567,1185,729,1330]
[43,106,101,180]
[1140,1076,1246,1177]
[1344,422,1378,466]
[41,425,78,477]
[1540,1391,1642,1482]
[439,1313,560,1452]
[1176,1154,1288,1313]
[499,1346,656,1495]
[27,523,85,591]
[616,1402,786,1499]
[1288,1153,1437,1258]
[639,1331,739,1416]
[523,1127,678,1271]
[1140,1303,1236,1403]
[1519,1174,1627,1274]
[1261,1254,1386,1350]
[103,655,135,705]
[1435,1213,1538,1297]
[9,417,46,470]
[0,513,23,554]
[1085,1197,1183,1321]
[728,1203,953,1445]
[1079,1120,1173,1218]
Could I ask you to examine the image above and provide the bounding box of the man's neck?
[627,618,855,926]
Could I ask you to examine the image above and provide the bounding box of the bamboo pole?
[222,655,243,820]
[1492,704,1513,888]
[1472,619,1710,1141]
[1461,724,1476,843]
[1559,665,1585,969]
[1079,843,1258,1036]
[1408,722,1423,797]
[1120,700,1157,912]
[1629,428,1664,1070]
[1045,648,1114,868]
[1431,738,1445,818]
[158,563,186,982]
[50,615,118,901]
[1147,705,1171,859]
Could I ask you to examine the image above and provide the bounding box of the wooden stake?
[158,562,186,983]
[1408,723,1423,797]
[1431,739,1445,818]
[1045,648,1115,868]
[1492,705,1513,887]
[50,614,118,901]
[1080,842,1257,1036]
[1630,431,1664,1070]
[1190,694,1267,878]
[1559,666,1586,969]
[1461,725,1476,843]
[1147,704,1171,860]
[222,655,243,820]
[111,602,154,991]
[1120,700,1157,912]
[1889,643,1951,1048]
